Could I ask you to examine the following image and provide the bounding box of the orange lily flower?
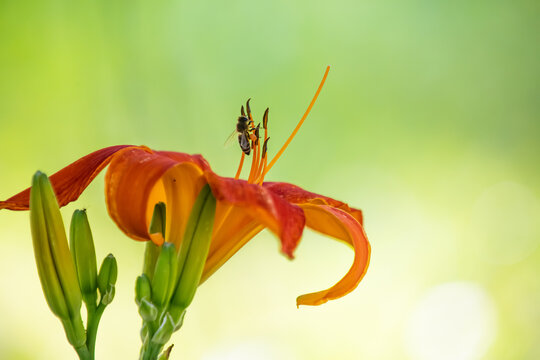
[0,67,370,306]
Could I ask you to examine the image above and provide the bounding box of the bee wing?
[224,130,238,148]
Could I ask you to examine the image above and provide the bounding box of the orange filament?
[247,136,260,183]
[262,66,330,178]
[235,152,245,179]
[253,144,263,181]
[256,156,268,185]
[213,204,234,236]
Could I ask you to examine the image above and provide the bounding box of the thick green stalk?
[86,303,106,359]
[74,345,91,360]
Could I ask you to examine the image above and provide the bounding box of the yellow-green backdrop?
[1,1,539,359]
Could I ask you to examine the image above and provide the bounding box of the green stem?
[74,345,91,360]
[142,343,163,360]
[139,324,161,360]
[86,303,106,359]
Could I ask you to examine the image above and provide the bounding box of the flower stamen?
[256,138,270,185]
[234,153,245,180]
[233,66,329,185]
[247,135,259,183]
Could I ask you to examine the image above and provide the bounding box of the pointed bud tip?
[31,171,47,187]
[98,253,118,297]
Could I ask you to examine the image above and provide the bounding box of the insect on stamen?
[230,66,329,185]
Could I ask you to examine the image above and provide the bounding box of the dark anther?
[241,105,246,116]
[254,124,260,145]
[262,108,269,129]
[246,98,252,118]
[262,137,270,158]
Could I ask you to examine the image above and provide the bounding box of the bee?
[236,115,252,155]
[225,99,256,155]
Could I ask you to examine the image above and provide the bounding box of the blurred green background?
[1,0,539,359]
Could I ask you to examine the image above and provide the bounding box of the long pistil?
[262,66,330,178]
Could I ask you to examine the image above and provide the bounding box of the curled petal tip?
[294,205,370,307]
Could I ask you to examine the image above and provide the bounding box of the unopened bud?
[30,171,82,318]
[69,209,98,308]
[144,203,166,280]
[168,305,186,331]
[135,274,152,306]
[171,184,216,309]
[29,171,85,347]
[98,254,117,305]
[151,242,177,308]
[149,202,166,238]
[138,298,158,322]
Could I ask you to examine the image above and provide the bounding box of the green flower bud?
[151,313,175,345]
[138,298,158,322]
[98,254,117,305]
[167,305,186,331]
[29,171,85,347]
[144,202,167,280]
[151,242,177,308]
[149,202,166,238]
[135,274,152,306]
[69,209,98,308]
[143,241,160,281]
[171,184,216,309]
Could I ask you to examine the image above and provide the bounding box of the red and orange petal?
[263,182,364,225]
[103,147,306,254]
[0,144,369,306]
[104,147,208,244]
[0,145,140,211]
[296,204,370,306]
[202,205,265,282]
[0,146,306,260]
[206,173,305,258]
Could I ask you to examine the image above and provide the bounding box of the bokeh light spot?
[405,282,497,360]
[469,181,540,265]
